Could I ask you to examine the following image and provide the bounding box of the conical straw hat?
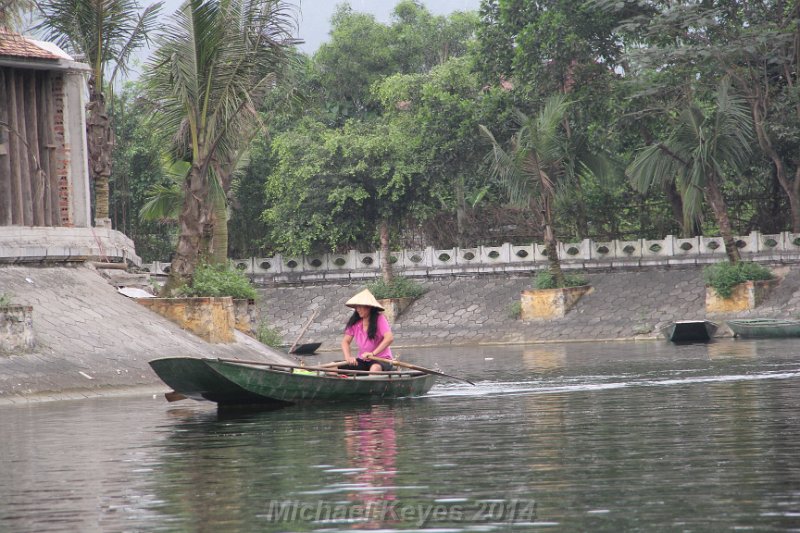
[345,289,384,311]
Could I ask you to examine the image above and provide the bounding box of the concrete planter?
[705,279,778,314]
[233,298,257,336]
[378,297,416,323]
[0,305,34,353]
[520,285,592,320]
[136,297,235,343]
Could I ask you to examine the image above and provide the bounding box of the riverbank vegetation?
[12,0,798,287]
[703,261,775,299]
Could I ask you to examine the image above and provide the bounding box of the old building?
[0,29,138,265]
[0,28,91,227]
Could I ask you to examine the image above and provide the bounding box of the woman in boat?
[341,289,394,372]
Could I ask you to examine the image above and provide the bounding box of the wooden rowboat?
[726,318,800,339]
[661,320,718,342]
[149,357,437,407]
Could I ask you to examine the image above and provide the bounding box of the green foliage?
[703,261,774,299]
[36,0,162,87]
[178,263,257,300]
[533,272,588,290]
[263,116,430,256]
[507,300,522,319]
[256,321,283,347]
[367,277,426,300]
[110,84,178,263]
[0,293,12,306]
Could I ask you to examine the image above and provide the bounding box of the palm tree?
[144,0,297,289]
[627,79,753,263]
[480,95,572,287]
[0,0,35,29]
[36,0,162,225]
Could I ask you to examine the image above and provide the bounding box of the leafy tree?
[595,0,800,232]
[311,5,396,121]
[627,80,754,263]
[144,0,297,289]
[36,0,162,224]
[263,116,430,281]
[374,55,504,247]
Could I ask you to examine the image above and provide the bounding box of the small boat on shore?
[726,318,800,339]
[149,357,437,407]
[287,342,322,355]
[661,320,718,342]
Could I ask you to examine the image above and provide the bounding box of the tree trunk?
[543,223,566,287]
[210,191,228,264]
[86,77,113,225]
[166,163,213,292]
[379,219,393,284]
[705,176,741,263]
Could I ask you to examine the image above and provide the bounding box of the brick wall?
[51,74,72,227]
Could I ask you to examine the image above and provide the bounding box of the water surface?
[1,338,799,531]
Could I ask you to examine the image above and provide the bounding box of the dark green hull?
[726,319,800,339]
[149,357,277,405]
[149,357,437,406]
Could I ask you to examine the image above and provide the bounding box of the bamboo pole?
[0,68,12,226]
[7,69,23,225]
[36,73,51,226]
[24,70,45,226]
[15,71,32,225]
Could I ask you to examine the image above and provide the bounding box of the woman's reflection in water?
[343,406,398,528]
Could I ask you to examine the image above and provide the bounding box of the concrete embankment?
[257,265,800,349]
[0,264,293,404]
[1,263,799,403]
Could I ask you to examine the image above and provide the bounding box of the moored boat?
[661,320,718,342]
[726,318,800,339]
[287,342,322,355]
[149,357,437,407]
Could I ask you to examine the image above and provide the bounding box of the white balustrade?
[138,231,800,280]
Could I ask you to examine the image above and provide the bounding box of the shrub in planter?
[0,293,11,306]
[178,263,257,300]
[533,272,588,290]
[367,277,426,300]
[703,261,774,299]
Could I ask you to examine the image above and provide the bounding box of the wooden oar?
[367,356,475,385]
[288,309,318,354]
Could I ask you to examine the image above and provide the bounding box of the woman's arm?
[341,333,356,365]
[362,330,394,360]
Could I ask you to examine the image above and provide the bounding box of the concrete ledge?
[0,226,141,266]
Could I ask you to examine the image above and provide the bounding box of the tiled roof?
[0,29,61,60]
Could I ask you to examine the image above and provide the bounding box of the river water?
[1,339,799,532]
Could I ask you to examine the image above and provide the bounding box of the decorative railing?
[141,231,800,283]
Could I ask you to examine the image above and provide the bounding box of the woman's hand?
[342,334,356,365]
[362,351,374,360]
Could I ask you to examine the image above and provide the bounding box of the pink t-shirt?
[345,314,393,360]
